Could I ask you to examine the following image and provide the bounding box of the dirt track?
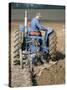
[10,21,65,87]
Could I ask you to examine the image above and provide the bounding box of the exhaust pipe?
[24,10,28,50]
[24,9,28,36]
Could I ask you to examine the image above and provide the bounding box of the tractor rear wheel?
[13,29,22,64]
[48,31,57,61]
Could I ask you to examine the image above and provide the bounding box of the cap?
[36,13,42,17]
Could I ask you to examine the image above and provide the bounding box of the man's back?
[30,18,41,31]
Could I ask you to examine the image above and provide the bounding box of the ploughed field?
[10,21,65,87]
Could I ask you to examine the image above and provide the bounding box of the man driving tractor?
[28,13,53,49]
[19,12,56,65]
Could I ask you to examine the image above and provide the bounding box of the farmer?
[28,13,53,47]
[28,13,42,36]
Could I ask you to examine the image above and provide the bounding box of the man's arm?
[41,25,48,31]
[35,19,41,30]
[36,20,48,31]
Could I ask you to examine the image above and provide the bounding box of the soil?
[10,21,65,87]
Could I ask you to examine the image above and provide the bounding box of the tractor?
[13,10,57,71]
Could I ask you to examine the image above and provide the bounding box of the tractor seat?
[29,31,42,36]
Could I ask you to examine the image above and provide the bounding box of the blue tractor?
[14,26,57,69]
[13,11,57,70]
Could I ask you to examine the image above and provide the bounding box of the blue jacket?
[29,18,49,32]
[30,18,41,32]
